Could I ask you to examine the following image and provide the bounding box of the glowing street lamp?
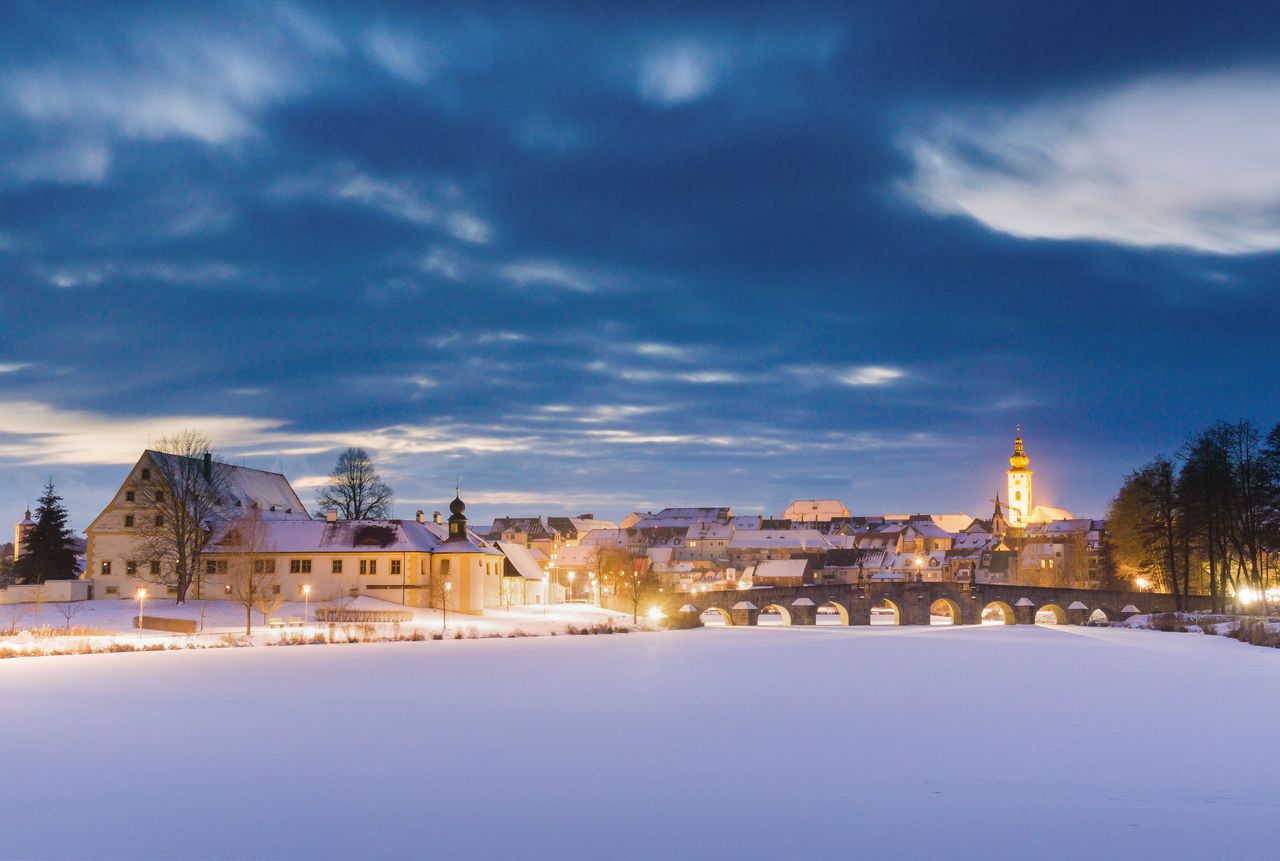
[302,584,311,631]
[567,571,576,602]
[589,570,597,605]
[135,587,147,639]
[1135,577,1150,591]
[913,555,924,582]
[443,577,453,632]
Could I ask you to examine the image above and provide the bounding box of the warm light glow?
[1238,587,1256,604]
[647,607,665,622]
[445,581,454,592]
[914,556,924,567]
[302,584,311,595]
[136,588,147,599]
[1135,577,1149,590]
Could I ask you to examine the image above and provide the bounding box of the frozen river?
[3,623,1278,859]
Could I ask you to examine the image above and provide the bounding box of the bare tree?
[55,600,79,632]
[315,447,393,520]
[136,431,231,604]
[224,506,276,636]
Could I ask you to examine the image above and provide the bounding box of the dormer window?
[141,468,151,481]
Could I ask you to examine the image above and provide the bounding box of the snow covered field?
[4,623,1279,860]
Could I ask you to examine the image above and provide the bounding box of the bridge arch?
[872,598,902,625]
[758,603,792,626]
[701,607,733,626]
[818,600,849,625]
[1036,603,1068,625]
[1088,608,1111,624]
[981,600,1015,625]
[929,598,961,625]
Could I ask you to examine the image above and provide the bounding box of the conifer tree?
[15,480,79,584]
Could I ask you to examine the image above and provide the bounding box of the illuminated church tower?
[1006,427,1032,528]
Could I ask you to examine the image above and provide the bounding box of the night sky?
[2,1,1279,530]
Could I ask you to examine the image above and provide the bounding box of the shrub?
[1150,613,1187,633]
[661,613,704,630]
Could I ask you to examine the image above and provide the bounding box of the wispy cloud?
[0,363,32,374]
[362,24,439,84]
[279,168,493,244]
[637,42,722,105]
[903,68,1280,254]
[499,260,598,292]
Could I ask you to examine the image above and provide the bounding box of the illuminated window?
[101,561,112,576]
[126,561,137,576]
[1014,492,1021,501]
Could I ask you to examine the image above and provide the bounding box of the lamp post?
[589,570,597,606]
[914,555,924,582]
[567,571,576,603]
[545,553,557,613]
[443,577,453,632]
[135,587,146,640]
[302,584,311,632]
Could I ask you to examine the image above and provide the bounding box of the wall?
[0,580,91,605]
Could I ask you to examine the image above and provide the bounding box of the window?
[369,560,376,575]
[155,490,164,502]
[290,559,312,574]
[331,559,343,574]
[206,560,227,575]
[271,584,281,595]
[224,584,232,594]
[100,561,112,576]
[124,515,135,528]
[125,491,135,503]
[1014,492,1022,501]
[105,586,119,595]
[141,468,151,480]
[391,560,402,576]
[223,529,240,545]
[253,559,276,574]
[154,515,164,527]
[150,560,161,575]
[126,561,137,577]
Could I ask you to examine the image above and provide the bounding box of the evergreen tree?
[15,480,79,584]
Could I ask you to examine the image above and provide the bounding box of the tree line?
[1107,420,1280,612]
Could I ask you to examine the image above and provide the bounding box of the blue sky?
[2,1,1279,531]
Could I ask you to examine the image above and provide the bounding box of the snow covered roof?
[728,529,831,550]
[781,499,850,521]
[753,559,808,580]
[791,597,816,606]
[496,541,547,579]
[148,450,310,521]
[1068,601,1088,610]
[685,521,734,541]
[634,507,732,528]
[487,517,560,539]
[1026,506,1075,525]
[206,518,498,555]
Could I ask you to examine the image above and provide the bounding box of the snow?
[3,624,1279,859]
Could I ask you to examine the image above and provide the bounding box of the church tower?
[1006,427,1032,528]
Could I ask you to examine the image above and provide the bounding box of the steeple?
[1009,425,1029,470]
[1006,425,1032,529]
[447,483,468,540]
[990,493,1007,538]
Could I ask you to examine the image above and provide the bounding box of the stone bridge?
[654,581,1210,626]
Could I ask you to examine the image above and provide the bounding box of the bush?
[1150,613,1187,633]
[660,613,704,630]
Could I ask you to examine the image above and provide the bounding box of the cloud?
[0,363,32,374]
[499,260,598,292]
[280,169,492,244]
[363,25,438,84]
[637,42,721,105]
[904,68,1280,254]
[837,365,905,386]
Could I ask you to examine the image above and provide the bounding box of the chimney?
[416,510,425,524]
[433,511,442,524]
[202,451,212,480]
[325,510,337,523]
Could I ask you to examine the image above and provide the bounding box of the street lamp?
[443,576,453,632]
[589,570,597,605]
[567,571,576,603]
[302,584,311,631]
[914,555,924,582]
[135,587,147,639]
